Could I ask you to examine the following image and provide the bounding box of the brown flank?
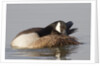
[29,34,80,49]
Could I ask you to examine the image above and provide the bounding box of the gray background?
[6,3,91,60]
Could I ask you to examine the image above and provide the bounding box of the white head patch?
[55,22,61,33]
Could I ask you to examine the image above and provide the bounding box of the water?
[5,4,90,60]
[6,45,79,60]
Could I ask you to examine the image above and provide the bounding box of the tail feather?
[67,28,77,35]
[66,21,73,29]
[66,21,77,35]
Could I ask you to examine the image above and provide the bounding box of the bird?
[11,20,79,49]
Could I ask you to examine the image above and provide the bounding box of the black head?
[37,20,77,37]
[38,20,67,37]
[46,20,67,35]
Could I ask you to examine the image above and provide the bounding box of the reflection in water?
[10,45,78,60]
